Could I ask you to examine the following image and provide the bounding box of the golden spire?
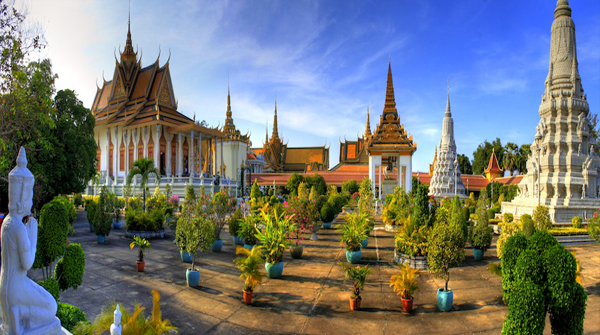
[364,107,371,138]
[224,81,235,134]
[383,57,397,113]
[265,121,269,144]
[121,0,135,62]
[272,98,280,140]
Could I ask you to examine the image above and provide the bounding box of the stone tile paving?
[29,210,600,334]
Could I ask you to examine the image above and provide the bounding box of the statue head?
[8,147,34,217]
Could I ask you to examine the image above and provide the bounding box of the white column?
[214,138,218,176]
[166,133,172,176]
[198,132,203,176]
[368,155,381,196]
[220,138,224,177]
[406,155,413,193]
[105,127,111,184]
[114,127,119,182]
[177,132,183,177]
[378,164,382,199]
[154,125,161,174]
[189,131,195,178]
[133,128,139,162]
[123,129,128,180]
[143,127,149,158]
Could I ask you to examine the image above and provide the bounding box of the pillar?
[406,155,413,193]
[220,138,224,177]
[166,132,172,176]
[114,127,119,182]
[177,132,183,177]
[133,128,138,162]
[154,125,161,175]
[143,127,149,158]
[214,138,218,176]
[378,164,382,200]
[189,131,195,178]
[105,127,110,184]
[198,132,203,176]
[123,129,128,181]
[368,155,381,196]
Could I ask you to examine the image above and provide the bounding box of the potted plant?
[239,215,259,250]
[209,191,234,252]
[112,197,124,229]
[130,236,151,272]
[471,221,493,261]
[390,263,420,312]
[181,214,216,287]
[339,212,368,264]
[234,246,264,305]
[428,222,465,312]
[229,209,244,246]
[256,209,292,278]
[176,186,197,262]
[286,213,305,259]
[321,202,335,229]
[93,187,113,244]
[339,262,371,310]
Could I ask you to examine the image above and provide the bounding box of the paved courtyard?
[32,210,600,334]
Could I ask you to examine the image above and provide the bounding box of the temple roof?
[367,59,416,155]
[222,84,249,143]
[485,149,503,174]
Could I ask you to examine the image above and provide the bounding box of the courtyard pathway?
[34,210,600,334]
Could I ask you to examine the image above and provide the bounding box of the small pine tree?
[309,186,319,202]
[250,179,260,200]
[533,205,552,230]
[298,182,309,200]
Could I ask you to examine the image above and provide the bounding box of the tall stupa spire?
[383,58,397,114]
[271,99,279,140]
[121,0,135,62]
[445,78,451,117]
[223,81,235,134]
[364,107,371,138]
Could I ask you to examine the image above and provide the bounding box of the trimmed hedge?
[548,228,588,236]
[521,214,535,238]
[55,243,85,291]
[57,302,87,331]
[33,199,70,270]
[320,202,335,223]
[500,233,527,304]
[549,283,587,335]
[501,279,546,335]
[527,230,558,255]
[38,278,60,301]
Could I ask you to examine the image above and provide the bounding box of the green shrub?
[521,214,535,238]
[501,279,546,335]
[589,215,600,243]
[544,245,577,310]
[503,212,513,223]
[250,179,260,200]
[471,221,493,252]
[93,187,112,236]
[33,199,70,272]
[57,302,87,332]
[527,230,558,255]
[321,202,335,223]
[229,209,243,236]
[548,227,588,236]
[500,233,527,303]
[514,250,545,287]
[548,282,587,335]
[38,278,60,301]
[56,195,77,225]
[73,193,83,208]
[462,207,471,223]
[55,243,85,291]
[341,179,359,195]
[327,194,346,214]
[571,215,582,229]
[427,222,465,292]
[533,205,552,230]
[125,207,164,232]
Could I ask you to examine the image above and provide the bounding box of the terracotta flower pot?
[349,296,361,310]
[401,296,413,313]
[243,290,253,305]
[136,260,145,272]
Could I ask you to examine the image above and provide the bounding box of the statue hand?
[26,216,38,248]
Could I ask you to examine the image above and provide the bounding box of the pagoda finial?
[265,120,269,144]
[272,99,279,140]
[383,56,397,113]
[121,0,136,62]
[224,81,234,133]
[446,78,451,117]
[364,106,371,138]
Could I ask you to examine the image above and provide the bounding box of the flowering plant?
[285,197,319,235]
[168,195,179,208]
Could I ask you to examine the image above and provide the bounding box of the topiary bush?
[73,193,83,208]
[57,302,88,332]
[544,245,577,310]
[427,222,465,292]
[521,213,535,238]
[471,221,493,252]
[503,212,513,223]
[93,187,113,237]
[513,250,545,288]
[341,179,359,195]
[55,243,85,292]
[38,278,60,301]
[533,205,552,230]
[85,199,98,228]
[229,209,243,237]
[321,202,335,223]
[571,215,583,229]
[56,195,77,226]
[501,279,546,335]
[500,233,528,303]
[548,282,587,335]
[527,230,558,255]
[33,199,70,276]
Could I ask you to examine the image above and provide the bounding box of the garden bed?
[548,228,588,236]
[393,250,428,270]
[125,229,166,239]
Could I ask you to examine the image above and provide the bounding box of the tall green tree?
[472,138,504,176]
[305,174,326,195]
[286,173,303,196]
[503,142,519,176]
[457,153,472,175]
[30,90,97,196]
[516,144,531,175]
[126,158,160,211]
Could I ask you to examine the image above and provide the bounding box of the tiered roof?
[222,85,249,143]
[367,60,416,155]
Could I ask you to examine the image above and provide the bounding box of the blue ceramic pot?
[361,238,369,249]
[186,268,200,287]
[96,235,105,244]
[437,288,453,312]
[212,239,223,252]
[265,261,284,278]
[113,220,122,229]
[180,250,193,263]
[244,244,255,251]
[473,248,484,261]
[232,236,244,246]
[322,221,332,229]
[346,250,362,264]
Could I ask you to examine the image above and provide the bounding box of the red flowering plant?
[348,192,360,208]
[284,197,319,245]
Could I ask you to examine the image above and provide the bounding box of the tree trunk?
[445,271,450,292]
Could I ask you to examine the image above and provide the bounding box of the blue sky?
[27,0,600,173]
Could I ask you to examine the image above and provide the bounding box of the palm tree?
[503,142,519,176]
[126,158,161,211]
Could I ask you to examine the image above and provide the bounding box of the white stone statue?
[0,147,62,335]
[110,304,122,335]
